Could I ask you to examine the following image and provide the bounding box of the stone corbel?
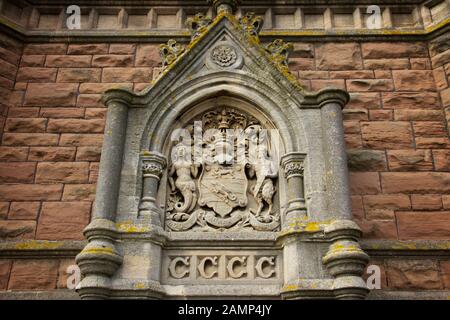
[322,220,370,300]
[76,98,129,299]
[280,152,307,224]
[138,152,167,226]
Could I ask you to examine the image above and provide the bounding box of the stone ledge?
[0,289,80,300]
[0,240,86,258]
[367,290,450,300]
[1,239,449,258]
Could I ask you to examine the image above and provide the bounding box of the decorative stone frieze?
[159,39,185,68]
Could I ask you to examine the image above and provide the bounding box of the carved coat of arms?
[166,108,279,232]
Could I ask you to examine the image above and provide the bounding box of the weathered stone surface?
[92,55,133,67]
[0,260,11,290]
[363,194,411,210]
[79,83,133,94]
[393,71,436,91]
[0,184,62,201]
[36,162,89,183]
[364,59,410,70]
[411,195,442,210]
[0,162,35,183]
[20,55,46,67]
[349,172,381,195]
[8,260,59,290]
[8,107,39,118]
[382,173,450,194]
[57,68,101,83]
[433,150,450,171]
[62,184,96,201]
[40,108,85,119]
[76,146,101,161]
[329,70,373,79]
[67,44,108,55]
[0,221,36,239]
[356,220,397,239]
[394,109,443,121]
[59,134,103,147]
[347,149,387,171]
[109,44,136,55]
[16,67,57,82]
[431,50,450,68]
[442,261,450,289]
[316,43,362,70]
[0,202,8,219]
[382,92,440,109]
[441,87,450,107]
[45,55,91,67]
[24,44,67,55]
[36,202,91,240]
[346,93,381,109]
[135,44,161,66]
[413,121,446,137]
[102,68,153,82]
[347,79,394,92]
[28,147,76,161]
[8,202,40,220]
[0,146,29,161]
[361,42,428,59]
[76,94,103,108]
[24,83,78,107]
[361,122,413,149]
[5,118,46,132]
[387,150,434,171]
[2,133,59,146]
[369,109,392,121]
[386,260,442,289]
[47,119,104,133]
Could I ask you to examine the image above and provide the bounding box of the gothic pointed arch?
[76,4,369,300]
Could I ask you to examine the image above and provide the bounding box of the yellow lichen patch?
[82,247,116,256]
[282,284,298,292]
[134,283,146,289]
[116,221,150,233]
[14,240,63,250]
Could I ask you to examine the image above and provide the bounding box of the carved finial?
[159,39,185,68]
[186,13,212,40]
[208,0,240,14]
[265,39,294,68]
[239,12,264,38]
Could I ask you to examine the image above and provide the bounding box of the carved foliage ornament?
[239,12,264,38]
[186,13,212,40]
[265,39,294,69]
[166,108,280,232]
[211,45,238,67]
[159,39,185,68]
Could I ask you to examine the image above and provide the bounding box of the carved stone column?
[138,152,167,226]
[76,99,128,299]
[319,93,352,220]
[323,220,370,299]
[317,89,369,299]
[280,153,307,224]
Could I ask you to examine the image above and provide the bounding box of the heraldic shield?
[198,163,248,217]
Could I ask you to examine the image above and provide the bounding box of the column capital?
[280,152,306,179]
[141,152,167,178]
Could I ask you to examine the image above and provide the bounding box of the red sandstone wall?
[0,39,449,292]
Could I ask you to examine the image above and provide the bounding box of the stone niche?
[76,8,369,300]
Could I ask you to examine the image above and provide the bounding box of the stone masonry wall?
[0,38,449,293]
